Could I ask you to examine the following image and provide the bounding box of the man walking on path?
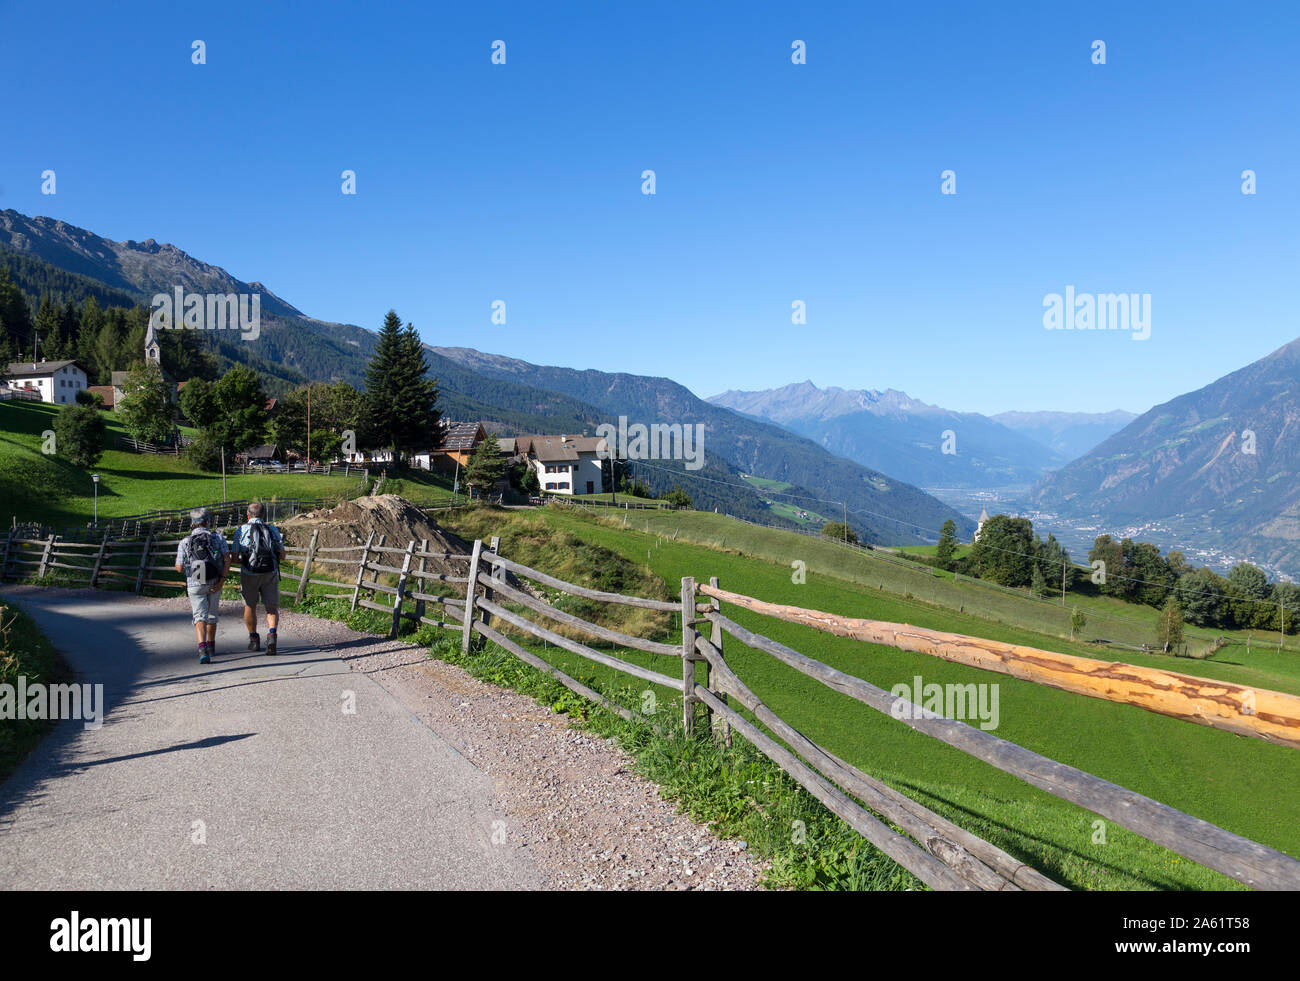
[174,508,231,664]
[235,502,287,655]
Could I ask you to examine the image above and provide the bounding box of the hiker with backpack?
[235,502,287,654]
[174,508,232,665]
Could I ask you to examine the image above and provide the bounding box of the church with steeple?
[145,320,162,366]
[109,322,176,413]
[973,507,990,543]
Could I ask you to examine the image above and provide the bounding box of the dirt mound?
[281,495,471,572]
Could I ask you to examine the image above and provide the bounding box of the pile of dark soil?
[281,495,471,576]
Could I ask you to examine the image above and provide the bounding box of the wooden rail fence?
[8,494,352,542]
[4,529,1299,891]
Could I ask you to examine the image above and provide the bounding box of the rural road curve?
[0,587,543,889]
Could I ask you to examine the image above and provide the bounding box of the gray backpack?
[245,523,277,574]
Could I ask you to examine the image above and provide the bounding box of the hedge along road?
[0,586,542,889]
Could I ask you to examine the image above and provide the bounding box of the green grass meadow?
[6,389,1298,891]
[438,504,1300,890]
[0,401,367,527]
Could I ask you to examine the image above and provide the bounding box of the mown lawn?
[595,506,1297,656]
[0,401,366,527]
[378,468,461,507]
[439,504,1300,890]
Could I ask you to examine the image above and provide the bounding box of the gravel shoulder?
[341,626,767,890]
[0,587,765,890]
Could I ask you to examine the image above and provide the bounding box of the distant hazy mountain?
[1029,337,1300,578]
[708,380,1068,488]
[992,409,1138,463]
[433,348,974,545]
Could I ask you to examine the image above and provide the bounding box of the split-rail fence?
[3,527,1299,891]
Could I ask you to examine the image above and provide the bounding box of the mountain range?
[7,206,1298,575]
[0,210,972,545]
[708,381,1133,488]
[1029,337,1300,578]
[428,348,972,544]
[991,409,1139,462]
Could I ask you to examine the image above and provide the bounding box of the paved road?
[0,588,543,889]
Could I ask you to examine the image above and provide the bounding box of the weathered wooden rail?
[698,585,1300,750]
[5,526,1298,891]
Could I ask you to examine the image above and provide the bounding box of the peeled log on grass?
[699,584,1300,750]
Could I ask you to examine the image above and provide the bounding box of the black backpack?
[245,523,277,573]
[189,530,221,583]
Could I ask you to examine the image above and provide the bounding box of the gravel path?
[342,627,767,890]
[0,587,765,890]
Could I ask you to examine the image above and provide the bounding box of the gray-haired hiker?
[235,501,287,655]
[174,508,231,665]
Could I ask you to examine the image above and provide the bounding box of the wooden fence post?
[369,533,386,594]
[391,541,415,639]
[485,536,501,612]
[90,528,110,588]
[681,576,698,737]
[350,531,375,611]
[295,528,319,606]
[413,539,429,622]
[37,534,56,579]
[134,533,154,593]
[708,575,730,747]
[461,539,483,653]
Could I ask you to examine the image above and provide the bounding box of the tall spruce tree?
[463,432,506,495]
[32,293,60,362]
[0,267,33,355]
[364,310,439,462]
[935,519,958,571]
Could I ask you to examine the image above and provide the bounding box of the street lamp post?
[91,473,100,525]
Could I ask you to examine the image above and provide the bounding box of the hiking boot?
[265,633,277,656]
[199,645,211,665]
[248,632,261,652]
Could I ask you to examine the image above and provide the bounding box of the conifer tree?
[32,293,60,361]
[463,433,506,496]
[364,310,439,462]
[0,268,33,354]
[935,519,958,571]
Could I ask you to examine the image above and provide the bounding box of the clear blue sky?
[4,0,1297,415]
